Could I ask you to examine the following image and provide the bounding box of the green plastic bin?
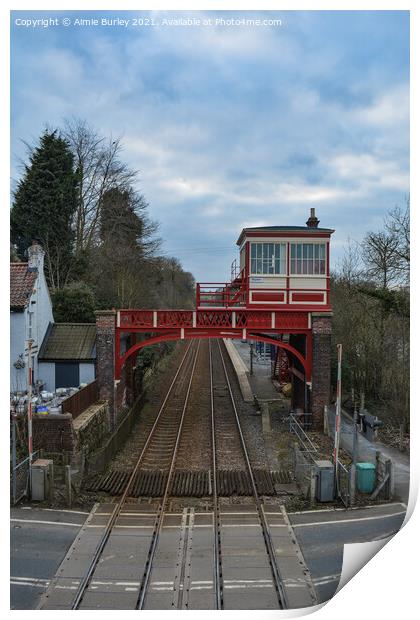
[356,462,376,494]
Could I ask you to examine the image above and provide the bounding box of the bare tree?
[336,238,363,287]
[361,230,400,289]
[331,204,410,427]
[385,199,410,283]
[63,118,137,255]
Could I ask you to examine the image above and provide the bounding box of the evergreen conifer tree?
[11,130,78,289]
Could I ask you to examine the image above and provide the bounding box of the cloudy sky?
[11,10,409,282]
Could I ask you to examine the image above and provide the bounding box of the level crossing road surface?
[38,503,315,610]
[10,506,90,610]
[288,502,406,602]
[10,502,406,610]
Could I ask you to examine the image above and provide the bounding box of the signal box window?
[290,243,326,275]
[250,243,286,275]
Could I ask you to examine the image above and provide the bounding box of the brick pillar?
[311,313,332,429]
[95,310,116,429]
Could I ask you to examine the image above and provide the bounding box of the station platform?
[224,339,281,402]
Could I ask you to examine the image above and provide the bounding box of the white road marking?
[313,574,341,586]
[189,524,212,528]
[10,580,48,589]
[288,502,406,515]
[291,510,406,528]
[11,518,82,527]
[11,576,50,589]
[221,524,262,528]
[40,508,89,515]
[220,512,257,516]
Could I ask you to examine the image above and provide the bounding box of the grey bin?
[31,459,53,501]
[314,460,334,502]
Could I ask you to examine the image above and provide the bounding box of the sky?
[10,10,409,282]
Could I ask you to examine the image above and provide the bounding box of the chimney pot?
[306,208,320,228]
[27,242,45,272]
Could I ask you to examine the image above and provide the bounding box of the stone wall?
[33,404,110,457]
[73,402,109,453]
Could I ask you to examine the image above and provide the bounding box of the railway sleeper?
[85,468,292,497]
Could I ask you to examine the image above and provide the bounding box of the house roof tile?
[39,323,96,361]
[10,263,37,310]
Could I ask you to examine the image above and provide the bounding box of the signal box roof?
[236,225,335,246]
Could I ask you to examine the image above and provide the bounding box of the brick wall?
[311,314,332,429]
[95,310,116,428]
[33,413,76,452]
[95,312,137,428]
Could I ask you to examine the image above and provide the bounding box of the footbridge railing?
[118,309,310,331]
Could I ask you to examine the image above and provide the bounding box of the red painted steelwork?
[115,309,312,379]
[118,309,309,331]
[116,328,311,381]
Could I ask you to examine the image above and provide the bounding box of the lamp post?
[249,341,254,375]
[26,339,34,496]
[333,344,342,494]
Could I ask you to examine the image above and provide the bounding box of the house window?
[250,243,286,275]
[290,243,326,275]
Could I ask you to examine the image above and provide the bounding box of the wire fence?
[10,451,39,505]
[289,412,316,448]
[292,445,315,499]
[289,413,318,501]
[290,410,353,506]
[336,459,350,507]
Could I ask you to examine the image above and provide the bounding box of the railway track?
[71,340,201,609]
[69,338,290,609]
[210,339,288,609]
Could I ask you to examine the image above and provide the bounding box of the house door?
[55,362,80,388]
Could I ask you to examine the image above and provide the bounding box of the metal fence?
[10,451,39,505]
[62,380,99,419]
[290,413,317,501]
[336,459,350,507]
[292,445,315,500]
[291,410,354,506]
[289,412,315,447]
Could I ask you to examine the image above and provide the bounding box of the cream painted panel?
[249,277,287,289]
[289,277,326,290]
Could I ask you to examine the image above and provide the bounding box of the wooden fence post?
[65,465,72,507]
[48,462,54,504]
[387,459,395,500]
[323,405,329,436]
[350,464,356,506]
[310,467,317,506]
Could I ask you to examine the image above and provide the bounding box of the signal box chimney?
[306,208,320,228]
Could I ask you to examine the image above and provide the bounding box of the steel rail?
[209,340,223,610]
[70,340,196,610]
[136,340,202,609]
[215,339,289,609]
